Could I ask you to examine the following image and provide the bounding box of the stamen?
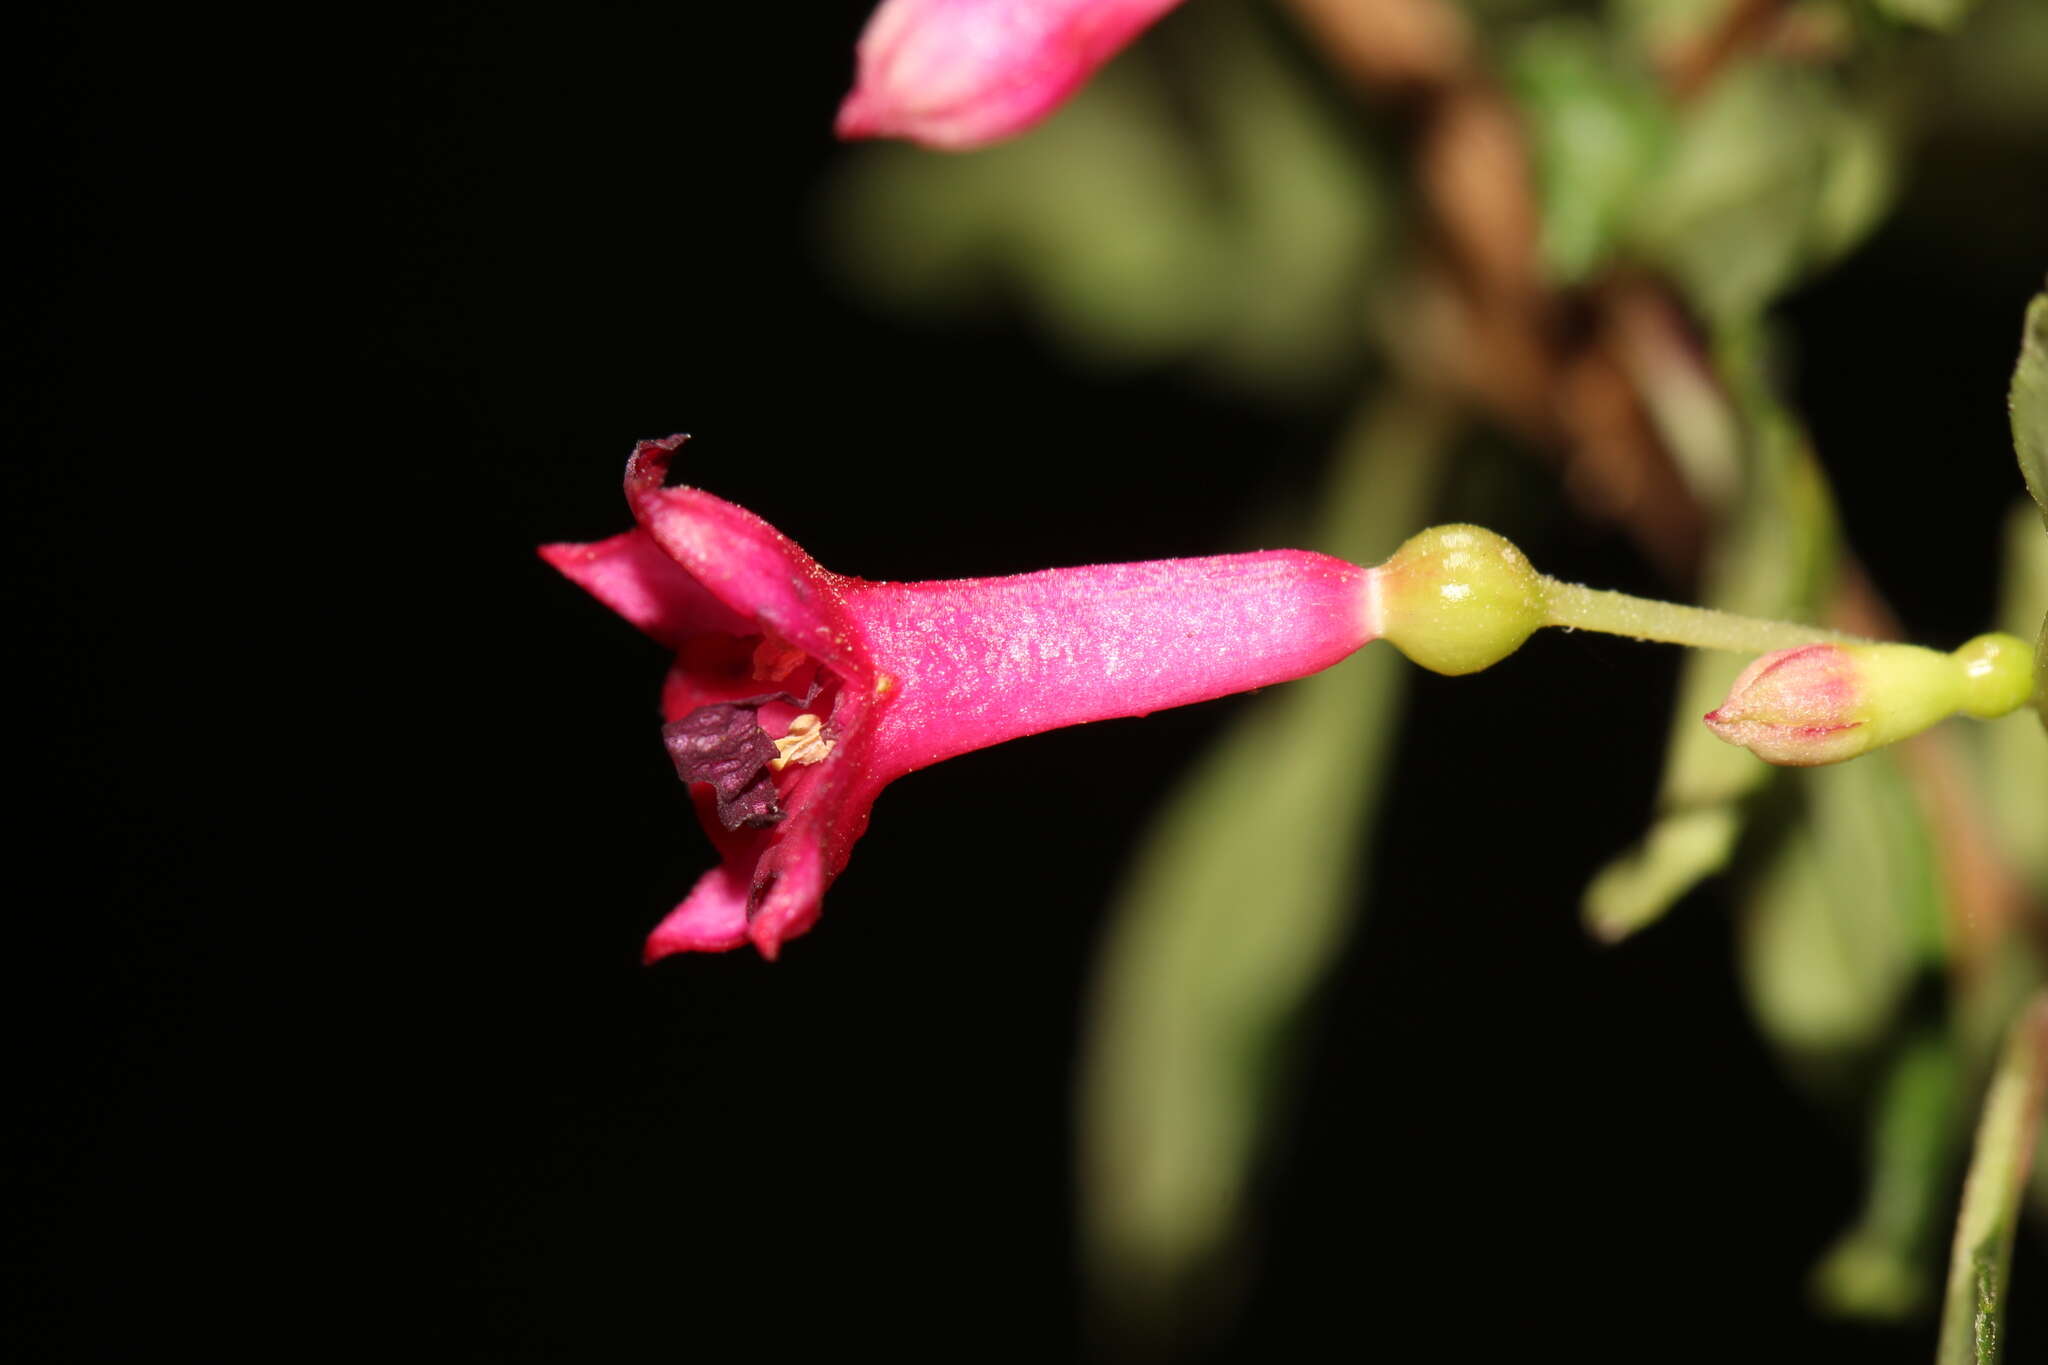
[769,714,834,771]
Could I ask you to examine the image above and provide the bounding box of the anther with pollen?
[769,714,833,771]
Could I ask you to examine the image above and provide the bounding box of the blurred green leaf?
[2036,610,2047,735]
[1584,332,1840,938]
[1938,994,2048,1365]
[821,143,1007,315]
[1507,21,1672,283]
[2009,288,2048,526]
[822,0,1384,385]
[1740,828,1883,1053]
[1630,64,1825,321]
[824,61,1232,366]
[1078,393,1448,1326]
[1807,750,1948,970]
[1810,98,1898,263]
[2007,287,2048,723]
[1977,505,2048,889]
[1581,806,1741,938]
[1628,64,1896,322]
[1813,1030,1963,1320]
[997,79,1236,365]
[1874,0,1982,31]
[1938,0,2048,131]
[1188,1,1389,394]
[1737,747,1939,1060]
[1738,746,1944,1069]
[1609,0,1727,64]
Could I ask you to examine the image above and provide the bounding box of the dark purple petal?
[662,700,786,830]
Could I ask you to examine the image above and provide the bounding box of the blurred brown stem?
[1283,0,2040,954]
[1280,0,1705,580]
[1664,0,1789,102]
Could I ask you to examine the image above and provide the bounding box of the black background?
[15,3,2046,1360]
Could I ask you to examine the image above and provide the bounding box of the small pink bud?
[835,0,1186,150]
[1701,639,2005,767]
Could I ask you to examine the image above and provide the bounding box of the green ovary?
[1375,525,1548,676]
[1951,631,2035,719]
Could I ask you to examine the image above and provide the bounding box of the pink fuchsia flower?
[1702,634,2033,767]
[541,435,1381,961]
[835,0,1187,151]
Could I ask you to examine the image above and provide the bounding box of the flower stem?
[1541,579,1863,654]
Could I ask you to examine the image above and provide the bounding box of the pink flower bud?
[835,0,1186,150]
[1702,640,1978,767]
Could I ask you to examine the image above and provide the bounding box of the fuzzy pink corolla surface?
[835,0,1186,150]
[542,435,1379,960]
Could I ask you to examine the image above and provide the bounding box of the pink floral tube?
[542,435,1381,960]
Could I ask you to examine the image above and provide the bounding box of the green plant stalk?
[2035,611,2046,733]
[1938,994,2048,1365]
[1376,529,2040,735]
[1542,579,1864,653]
